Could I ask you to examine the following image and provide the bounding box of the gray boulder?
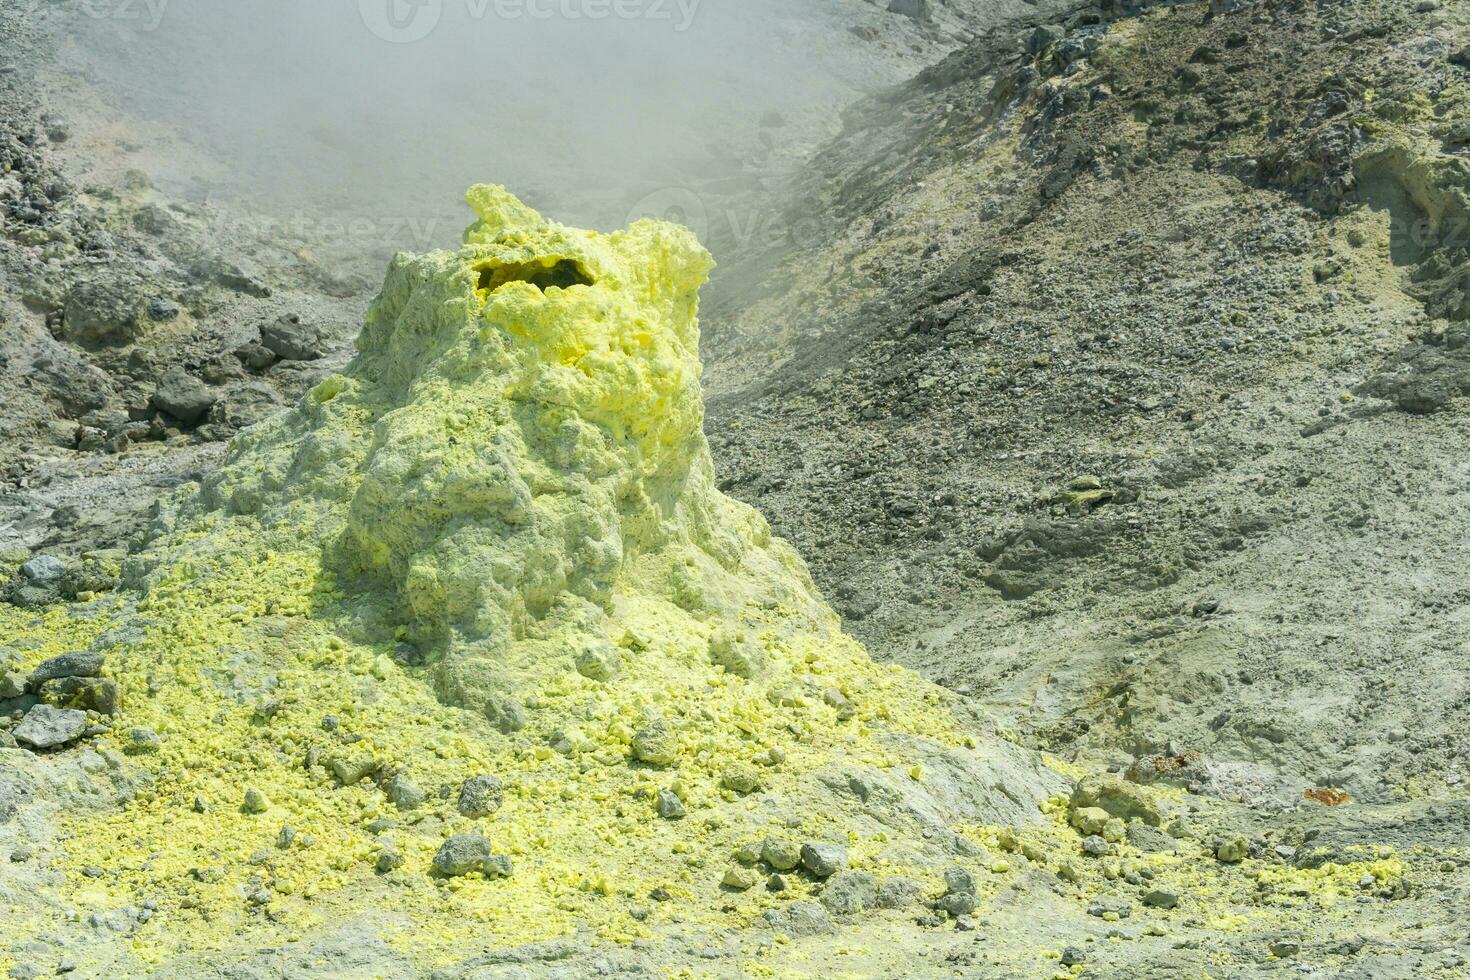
[433,834,494,877]
[259,315,321,361]
[19,556,66,585]
[0,672,26,700]
[384,773,425,811]
[876,876,924,908]
[457,775,504,818]
[821,870,877,916]
[887,0,931,22]
[38,676,120,715]
[62,275,143,346]
[762,901,832,936]
[13,705,88,750]
[800,842,847,878]
[153,367,216,426]
[28,651,104,687]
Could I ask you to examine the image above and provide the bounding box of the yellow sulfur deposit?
[0,187,1066,974]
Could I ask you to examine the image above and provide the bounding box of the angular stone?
[821,870,877,915]
[1070,774,1163,827]
[887,0,931,22]
[13,705,88,750]
[19,556,66,584]
[722,866,758,890]
[800,842,848,878]
[27,651,104,687]
[631,723,678,767]
[763,900,832,936]
[943,866,976,895]
[259,315,322,361]
[457,775,503,817]
[152,367,216,426]
[328,755,379,787]
[761,837,802,872]
[0,672,26,700]
[384,773,425,811]
[876,876,923,908]
[655,788,686,820]
[938,890,977,916]
[1217,836,1249,863]
[719,762,762,794]
[433,834,493,876]
[1143,889,1179,909]
[38,677,119,716]
[573,640,620,682]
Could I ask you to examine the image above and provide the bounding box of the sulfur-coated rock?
[38,676,119,716]
[329,755,379,787]
[383,773,425,811]
[762,837,802,872]
[720,762,763,794]
[1217,836,1250,863]
[722,866,758,891]
[1071,774,1163,827]
[573,639,621,682]
[631,723,679,768]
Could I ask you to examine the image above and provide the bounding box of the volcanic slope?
[704,0,1470,810]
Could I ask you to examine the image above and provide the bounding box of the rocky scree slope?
[0,6,374,561]
[704,0,1470,808]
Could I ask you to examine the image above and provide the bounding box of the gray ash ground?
[5,0,1470,976]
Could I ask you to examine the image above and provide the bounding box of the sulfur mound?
[173,184,834,729]
[2,188,1067,974]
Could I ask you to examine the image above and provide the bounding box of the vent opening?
[476,257,594,296]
